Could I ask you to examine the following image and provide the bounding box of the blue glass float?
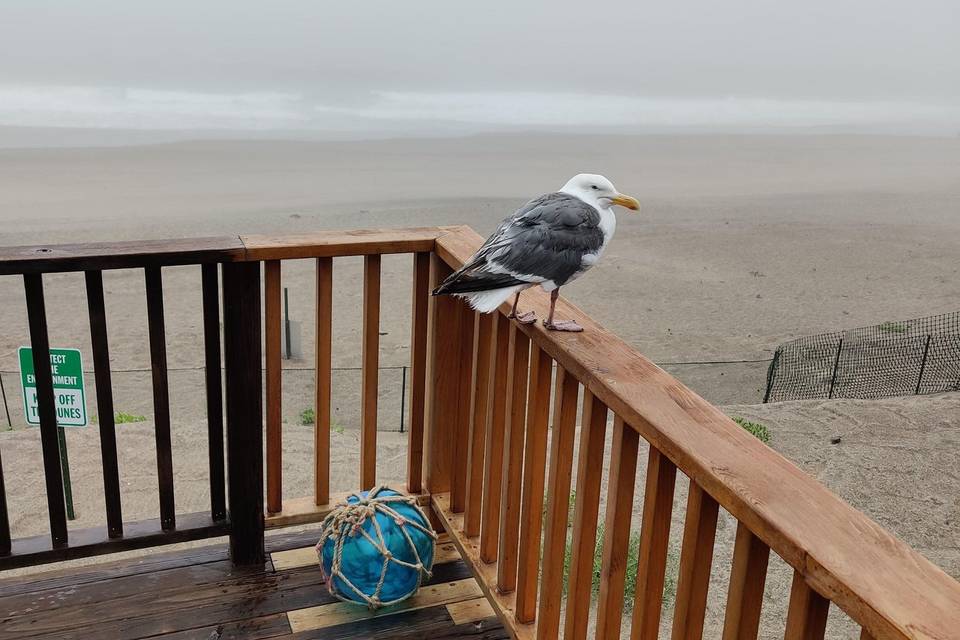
[316,486,436,608]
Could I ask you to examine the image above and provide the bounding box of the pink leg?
[508,291,536,324]
[543,289,583,332]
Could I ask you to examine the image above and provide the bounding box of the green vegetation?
[878,321,908,334]
[92,411,148,425]
[732,416,771,443]
[559,495,678,608]
[116,412,148,424]
[298,409,345,433]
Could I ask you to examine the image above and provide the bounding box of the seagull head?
[560,174,640,212]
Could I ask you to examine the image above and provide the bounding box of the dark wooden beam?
[201,264,226,522]
[23,273,68,548]
[85,270,123,538]
[221,261,265,565]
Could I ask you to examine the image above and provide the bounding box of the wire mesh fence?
[0,365,411,432]
[764,311,960,402]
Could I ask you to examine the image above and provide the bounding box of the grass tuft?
[300,408,315,426]
[878,321,909,334]
[732,416,771,443]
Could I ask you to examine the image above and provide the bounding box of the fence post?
[0,373,10,428]
[222,261,265,566]
[827,338,844,399]
[915,334,932,395]
[762,349,780,403]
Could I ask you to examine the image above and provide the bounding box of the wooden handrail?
[0,228,446,274]
[434,225,960,640]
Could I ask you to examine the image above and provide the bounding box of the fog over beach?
[0,2,958,636]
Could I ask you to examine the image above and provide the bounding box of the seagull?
[433,174,640,332]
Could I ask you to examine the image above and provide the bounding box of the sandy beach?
[0,133,957,637]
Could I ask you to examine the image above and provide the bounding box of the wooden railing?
[0,226,957,640]
[430,227,960,640]
[0,229,439,568]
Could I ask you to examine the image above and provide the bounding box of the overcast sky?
[1,1,958,133]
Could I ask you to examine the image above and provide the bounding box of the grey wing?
[484,193,605,287]
[434,193,604,295]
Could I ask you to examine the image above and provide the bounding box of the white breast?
[567,206,616,284]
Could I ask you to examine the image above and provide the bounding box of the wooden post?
[222,261,265,566]
[407,252,430,493]
[424,255,460,494]
[515,343,552,623]
[23,273,68,548]
[144,267,175,531]
[360,255,381,490]
[85,270,124,536]
[722,522,770,640]
[784,571,830,640]
[479,313,511,562]
[264,260,282,513]
[537,367,579,639]
[596,417,639,638]
[497,323,530,591]
[631,445,678,639]
[672,481,720,640]
[200,264,226,522]
[564,390,608,640]
[464,311,496,536]
[315,257,333,505]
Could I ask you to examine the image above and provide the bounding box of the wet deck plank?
[0,528,505,640]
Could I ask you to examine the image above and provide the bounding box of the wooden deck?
[0,528,507,640]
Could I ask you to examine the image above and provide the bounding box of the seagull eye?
[591,185,598,190]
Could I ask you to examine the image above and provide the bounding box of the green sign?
[18,347,88,427]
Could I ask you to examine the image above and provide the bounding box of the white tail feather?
[456,285,526,313]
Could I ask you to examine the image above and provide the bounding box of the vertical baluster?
[406,252,429,494]
[497,323,529,591]
[424,256,461,494]
[596,416,640,638]
[23,274,68,546]
[722,522,770,640]
[360,254,381,490]
[631,446,678,639]
[536,367,580,639]
[144,267,175,531]
[784,571,830,640]
[85,270,124,536]
[200,265,226,522]
[315,257,333,505]
[479,313,511,562]
[672,481,720,639]
[563,390,608,640]
[515,343,553,623]
[450,303,475,512]
[464,312,496,536]
[264,260,282,513]
[222,261,264,565]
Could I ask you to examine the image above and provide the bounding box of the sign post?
[18,347,87,520]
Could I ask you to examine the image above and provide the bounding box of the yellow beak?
[610,193,641,211]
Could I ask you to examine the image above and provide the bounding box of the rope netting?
[764,311,960,402]
[315,486,437,609]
